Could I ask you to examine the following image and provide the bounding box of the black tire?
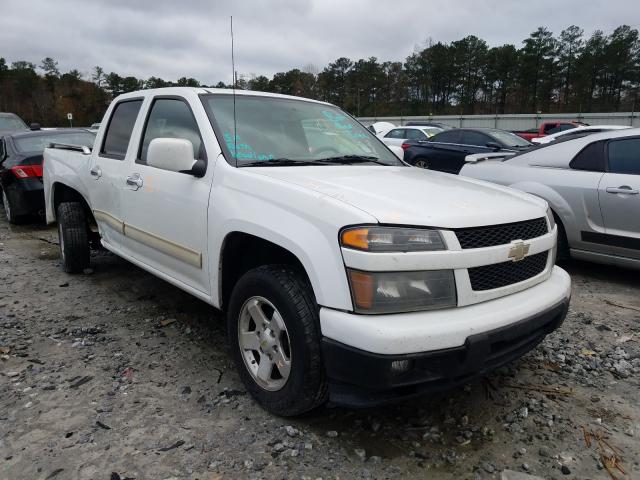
[1,187,24,225]
[413,157,430,169]
[555,215,570,263]
[227,265,328,416]
[57,202,90,273]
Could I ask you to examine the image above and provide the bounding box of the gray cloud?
[1,0,637,85]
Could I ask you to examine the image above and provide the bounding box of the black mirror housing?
[30,123,41,131]
[486,141,501,151]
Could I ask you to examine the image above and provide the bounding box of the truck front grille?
[455,218,548,249]
[468,252,548,291]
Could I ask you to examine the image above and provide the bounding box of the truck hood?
[245,165,547,228]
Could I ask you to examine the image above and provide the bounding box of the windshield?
[201,94,403,167]
[14,131,96,153]
[489,130,532,148]
[0,115,28,130]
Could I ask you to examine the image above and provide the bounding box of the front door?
[598,137,640,260]
[119,96,213,294]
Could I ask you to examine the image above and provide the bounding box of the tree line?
[1,24,638,127]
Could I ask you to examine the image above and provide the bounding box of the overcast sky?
[1,0,638,85]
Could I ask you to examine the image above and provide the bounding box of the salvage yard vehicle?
[530,125,630,144]
[377,125,443,147]
[0,129,95,223]
[512,121,586,141]
[461,128,640,269]
[403,127,532,174]
[43,87,570,415]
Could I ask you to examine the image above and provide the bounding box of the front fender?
[208,165,377,311]
[508,181,575,234]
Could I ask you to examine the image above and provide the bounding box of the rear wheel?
[2,188,23,225]
[57,202,90,273]
[413,157,430,169]
[227,265,327,416]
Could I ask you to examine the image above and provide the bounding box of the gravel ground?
[1,214,639,480]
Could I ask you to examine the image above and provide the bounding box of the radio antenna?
[230,15,238,167]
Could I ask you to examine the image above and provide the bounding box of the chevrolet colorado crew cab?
[43,88,571,416]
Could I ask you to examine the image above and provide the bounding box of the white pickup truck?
[43,87,571,415]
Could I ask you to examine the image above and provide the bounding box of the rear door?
[424,130,462,172]
[119,95,213,294]
[598,137,640,260]
[89,99,143,247]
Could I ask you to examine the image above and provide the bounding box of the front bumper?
[320,266,571,407]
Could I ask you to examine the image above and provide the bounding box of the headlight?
[341,226,445,252]
[546,207,556,230]
[347,269,457,314]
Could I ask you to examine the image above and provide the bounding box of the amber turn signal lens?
[341,228,370,250]
[348,270,374,310]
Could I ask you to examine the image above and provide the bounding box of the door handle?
[126,173,143,189]
[90,166,102,179]
[606,186,639,195]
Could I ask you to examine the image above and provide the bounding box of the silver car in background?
[460,129,640,269]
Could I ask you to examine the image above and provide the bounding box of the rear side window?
[570,141,606,172]
[460,131,489,147]
[405,129,426,140]
[385,129,405,139]
[431,130,460,143]
[101,100,143,159]
[138,98,205,165]
[607,138,640,175]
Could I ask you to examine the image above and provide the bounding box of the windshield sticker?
[223,132,274,161]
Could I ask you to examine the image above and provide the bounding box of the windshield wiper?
[240,158,324,167]
[316,155,386,165]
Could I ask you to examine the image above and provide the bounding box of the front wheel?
[57,202,90,273]
[227,265,327,416]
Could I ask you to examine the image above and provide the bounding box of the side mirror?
[388,145,404,160]
[485,141,501,151]
[30,123,41,131]
[147,138,200,175]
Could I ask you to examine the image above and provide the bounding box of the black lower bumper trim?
[322,298,569,408]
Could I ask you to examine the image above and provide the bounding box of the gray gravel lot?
[0,214,639,480]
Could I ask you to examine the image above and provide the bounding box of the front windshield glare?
[202,94,402,166]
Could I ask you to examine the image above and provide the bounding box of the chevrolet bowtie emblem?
[508,241,530,262]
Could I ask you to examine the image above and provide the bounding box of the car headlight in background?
[347,269,457,314]
[341,226,445,252]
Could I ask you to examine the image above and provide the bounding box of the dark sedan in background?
[0,129,95,223]
[402,127,533,174]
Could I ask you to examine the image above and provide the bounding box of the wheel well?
[52,183,96,226]
[219,232,312,311]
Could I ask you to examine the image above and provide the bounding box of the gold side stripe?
[93,210,202,269]
[93,209,124,234]
[123,223,202,269]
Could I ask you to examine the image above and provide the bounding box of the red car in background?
[513,121,587,141]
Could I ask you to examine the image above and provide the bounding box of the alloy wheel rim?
[238,296,292,391]
[415,159,428,168]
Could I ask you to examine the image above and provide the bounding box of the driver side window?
[138,98,205,165]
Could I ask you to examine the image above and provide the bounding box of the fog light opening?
[390,359,413,374]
